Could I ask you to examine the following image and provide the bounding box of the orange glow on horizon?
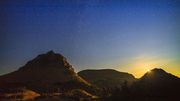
[118,54,180,78]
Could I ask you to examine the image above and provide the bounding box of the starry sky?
[0,0,180,78]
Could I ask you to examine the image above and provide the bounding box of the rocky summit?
[0,51,90,91]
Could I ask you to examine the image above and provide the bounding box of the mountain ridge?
[0,51,180,101]
[78,69,136,88]
[0,51,91,91]
[140,68,180,83]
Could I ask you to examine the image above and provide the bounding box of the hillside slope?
[78,69,136,88]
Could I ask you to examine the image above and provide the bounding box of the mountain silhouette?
[139,68,180,86]
[129,68,180,100]
[0,51,90,92]
[105,68,180,101]
[78,69,136,88]
[0,51,180,101]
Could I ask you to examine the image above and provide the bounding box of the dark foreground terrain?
[0,51,180,101]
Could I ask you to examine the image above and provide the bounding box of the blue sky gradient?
[0,0,180,77]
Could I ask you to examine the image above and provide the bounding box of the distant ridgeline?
[78,69,137,88]
[0,51,180,101]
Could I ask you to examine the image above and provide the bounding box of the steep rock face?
[0,51,90,90]
[78,69,136,88]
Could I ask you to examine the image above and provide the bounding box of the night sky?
[0,0,180,78]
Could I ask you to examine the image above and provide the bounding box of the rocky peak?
[151,68,166,73]
[47,50,55,54]
[140,68,179,82]
[19,50,73,71]
[0,51,91,90]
